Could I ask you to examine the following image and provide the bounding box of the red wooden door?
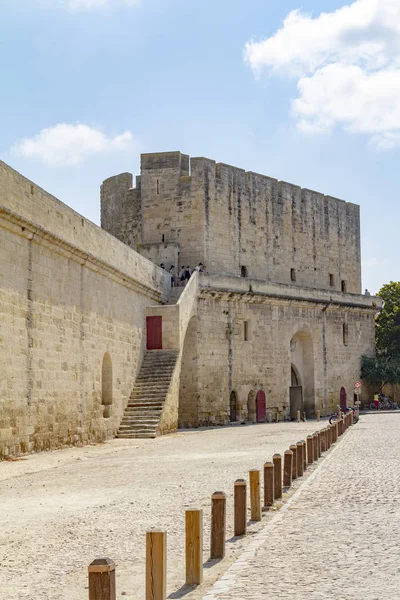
[256,390,266,423]
[146,316,162,350]
[340,387,347,412]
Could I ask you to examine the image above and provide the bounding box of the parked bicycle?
[329,405,359,425]
[369,396,398,410]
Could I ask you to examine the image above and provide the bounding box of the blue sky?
[1,0,399,293]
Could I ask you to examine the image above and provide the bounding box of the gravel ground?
[203,414,400,600]
[0,421,327,600]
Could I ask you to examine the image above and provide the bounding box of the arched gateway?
[289,332,315,419]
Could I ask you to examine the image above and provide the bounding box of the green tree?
[361,355,400,392]
[376,281,400,359]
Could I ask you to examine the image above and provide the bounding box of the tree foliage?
[361,282,400,390]
[361,355,400,391]
[376,281,400,359]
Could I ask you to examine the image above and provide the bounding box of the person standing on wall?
[169,265,175,287]
[179,265,185,286]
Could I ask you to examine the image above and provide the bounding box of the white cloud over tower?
[245,0,400,148]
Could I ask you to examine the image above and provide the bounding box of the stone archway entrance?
[256,390,266,422]
[289,365,303,420]
[230,391,238,422]
[289,332,315,418]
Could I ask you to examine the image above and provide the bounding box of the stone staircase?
[117,350,179,439]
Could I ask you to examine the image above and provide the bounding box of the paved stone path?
[203,414,400,600]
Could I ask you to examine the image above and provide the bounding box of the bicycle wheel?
[369,402,376,410]
[329,415,338,424]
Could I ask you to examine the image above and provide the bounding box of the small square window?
[330,274,335,287]
[290,268,296,282]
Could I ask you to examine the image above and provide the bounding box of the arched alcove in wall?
[102,352,113,418]
[229,391,238,422]
[289,331,315,418]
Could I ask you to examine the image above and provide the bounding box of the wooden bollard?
[338,418,343,436]
[296,410,301,423]
[88,558,116,600]
[335,422,339,441]
[234,480,247,536]
[273,454,282,500]
[316,409,320,422]
[210,492,226,559]
[249,470,261,521]
[146,530,166,600]
[321,429,326,452]
[263,462,274,508]
[306,435,314,464]
[283,450,293,487]
[312,434,318,460]
[350,410,354,425]
[289,444,298,480]
[302,440,307,471]
[325,428,330,450]
[275,411,279,423]
[186,509,203,585]
[296,442,303,477]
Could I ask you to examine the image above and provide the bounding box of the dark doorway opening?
[289,366,304,420]
[230,391,238,422]
[146,316,162,350]
[256,389,266,422]
[340,387,347,412]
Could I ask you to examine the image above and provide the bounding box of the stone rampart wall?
[0,161,168,457]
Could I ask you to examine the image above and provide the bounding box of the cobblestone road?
[204,414,400,600]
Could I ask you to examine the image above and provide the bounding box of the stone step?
[125,406,163,412]
[121,414,160,427]
[136,374,174,380]
[117,432,156,439]
[141,357,178,365]
[119,424,157,431]
[130,390,169,398]
[132,383,171,390]
[137,370,175,377]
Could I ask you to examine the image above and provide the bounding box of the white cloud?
[11,124,136,166]
[244,0,400,148]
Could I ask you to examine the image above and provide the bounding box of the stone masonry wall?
[0,161,169,457]
[101,152,362,294]
[178,279,377,427]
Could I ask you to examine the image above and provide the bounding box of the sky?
[1,0,399,294]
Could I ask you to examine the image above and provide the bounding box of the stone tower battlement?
[101,151,362,294]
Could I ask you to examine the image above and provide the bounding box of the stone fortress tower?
[101,151,378,430]
[0,152,381,456]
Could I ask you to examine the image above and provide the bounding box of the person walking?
[184,266,191,283]
[373,393,379,410]
[179,266,186,286]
